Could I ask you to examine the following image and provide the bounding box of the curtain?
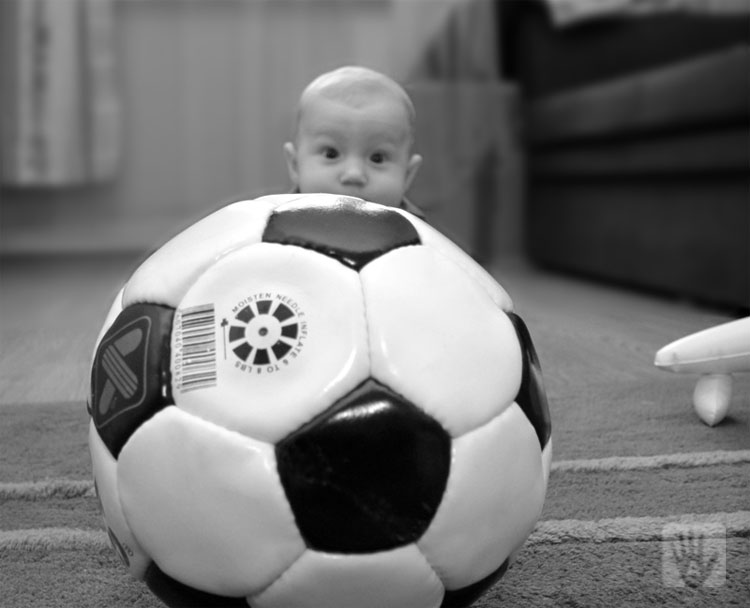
[1,0,119,186]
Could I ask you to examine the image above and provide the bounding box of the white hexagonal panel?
[88,422,150,579]
[274,192,367,213]
[417,404,545,590]
[172,242,370,444]
[91,286,125,367]
[362,245,522,437]
[124,194,303,307]
[251,545,444,608]
[117,407,306,597]
[393,209,514,312]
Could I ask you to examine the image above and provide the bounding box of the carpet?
[2,258,749,607]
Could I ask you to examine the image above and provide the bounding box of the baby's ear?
[283,142,299,183]
[405,153,422,191]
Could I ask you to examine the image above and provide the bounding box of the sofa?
[498,0,749,310]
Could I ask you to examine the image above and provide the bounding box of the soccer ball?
[88,193,552,608]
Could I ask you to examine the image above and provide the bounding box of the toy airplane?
[654,316,750,426]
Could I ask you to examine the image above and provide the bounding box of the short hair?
[294,66,416,142]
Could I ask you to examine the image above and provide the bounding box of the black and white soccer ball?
[88,193,552,608]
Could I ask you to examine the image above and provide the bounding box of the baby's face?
[287,95,420,208]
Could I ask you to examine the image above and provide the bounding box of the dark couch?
[498,1,749,310]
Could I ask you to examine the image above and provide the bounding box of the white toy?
[654,316,750,426]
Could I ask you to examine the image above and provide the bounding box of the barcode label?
[174,303,217,392]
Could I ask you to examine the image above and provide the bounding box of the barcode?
[175,303,217,392]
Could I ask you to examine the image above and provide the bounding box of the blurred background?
[1,0,748,310]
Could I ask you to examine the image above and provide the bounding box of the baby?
[284,66,424,216]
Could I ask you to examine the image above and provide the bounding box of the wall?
[1,0,515,256]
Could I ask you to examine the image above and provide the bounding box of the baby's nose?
[340,160,367,185]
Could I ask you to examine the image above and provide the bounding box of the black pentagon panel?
[441,558,510,608]
[508,313,552,449]
[262,197,421,270]
[90,303,175,459]
[276,378,451,553]
[144,563,249,608]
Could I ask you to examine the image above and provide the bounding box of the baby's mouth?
[334,187,366,200]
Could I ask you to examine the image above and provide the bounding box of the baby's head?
[284,66,422,208]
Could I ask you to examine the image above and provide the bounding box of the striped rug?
[1,399,748,607]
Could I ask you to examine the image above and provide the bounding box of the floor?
[0,255,140,404]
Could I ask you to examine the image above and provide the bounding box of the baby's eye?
[370,152,386,164]
[322,147,339,160]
